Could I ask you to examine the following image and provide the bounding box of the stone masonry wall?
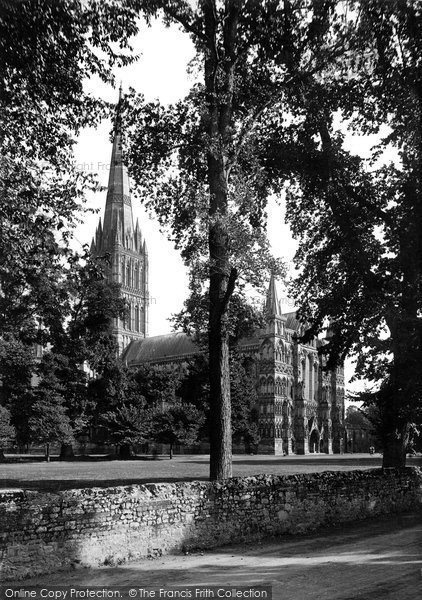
[1,468,421,581]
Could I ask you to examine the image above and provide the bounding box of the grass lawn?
[1,453,421,492]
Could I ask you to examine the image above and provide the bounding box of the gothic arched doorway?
[309,429,320,453]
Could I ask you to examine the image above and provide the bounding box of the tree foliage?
[131,364,182,409]
[27,388,74,461]
[230,352,260,451]
[151,404,205,459]
[345,405,373,431]
[269,0,422,466]
[0,337,35,407]
[39,257,126,442]
[101,404,152,455]
[172,279,265,348]
[0,406,15,460]
[1,256,126,453]
[0,0,140,346]
[98,363,186,457]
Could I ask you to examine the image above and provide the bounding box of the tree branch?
[164,2,207,43]
[219,266,238,316]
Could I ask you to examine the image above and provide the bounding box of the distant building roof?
[123,309,306,368]
[122,332,198,366]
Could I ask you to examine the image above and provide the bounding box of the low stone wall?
[1,468,421,581]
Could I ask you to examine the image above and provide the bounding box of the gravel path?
[21,511,422,600]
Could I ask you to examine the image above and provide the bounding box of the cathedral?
[92,95,345,455]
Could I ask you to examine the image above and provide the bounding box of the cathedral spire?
[90,85,149,353]
[102,86,133,246]
[265,273,281,317]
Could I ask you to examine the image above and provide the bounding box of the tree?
[345,406,373,431]
[131,364,182,410]
[0,0,139,346]
[61,256,127,369]
[24,256,128,458]
[96,363,182,457]
[126,0,346,478]
[0,406,15,461]
[0,337,36,454]
[88,361,137,421]
[151,404,204,459]
[230,352,260,452]
[268,1,422,467]
[101,404,152,459]
[33,350,89,459]
[27,389,73,462]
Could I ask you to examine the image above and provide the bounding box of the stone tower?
[91,88,149,353]
[257,274,292,455]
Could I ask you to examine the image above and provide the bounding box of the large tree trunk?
[383,309,420,468]
[382,431,408,468]
[209,312,232,479]
[204,0,239,482]
[379,386,410,469]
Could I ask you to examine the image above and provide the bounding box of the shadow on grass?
[1,454,173,463]
[186,457,383,467]
[187,456,422,468]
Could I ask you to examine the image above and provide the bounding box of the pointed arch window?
[308,355,313,401]
[301,358,306,389]
[135,305,139,331]
[314,364,318,399]
[121,258,126,285]
[126,262,131,287]
[135,263,140,288]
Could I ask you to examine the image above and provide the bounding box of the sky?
[74,16,378,395]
